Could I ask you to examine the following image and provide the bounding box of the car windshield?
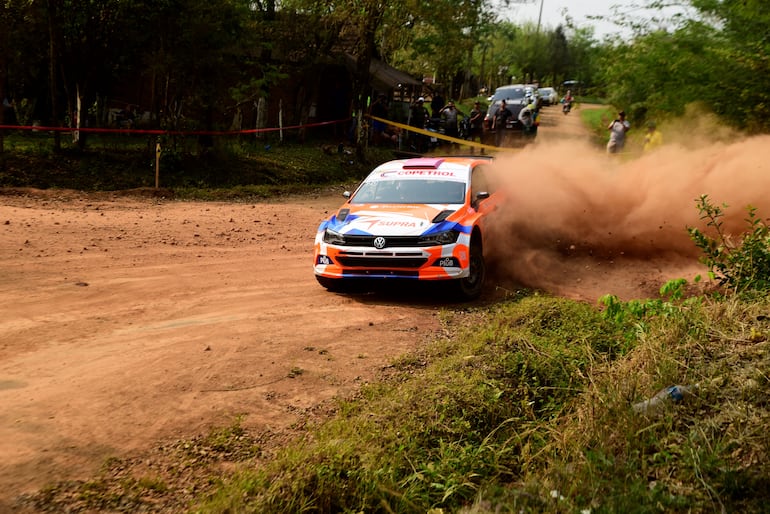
[492,87,526,101]
[351,179,466,205]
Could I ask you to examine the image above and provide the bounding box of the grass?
[184,287,770,513]
[580,105,614,148]
[0,131,397,197]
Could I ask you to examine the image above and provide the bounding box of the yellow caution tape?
[367,115,518,153]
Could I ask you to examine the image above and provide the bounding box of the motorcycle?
[457,116,471,140]
[426,117,444,150]
[562,100,572,115]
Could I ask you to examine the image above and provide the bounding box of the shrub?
[688,194,770,293]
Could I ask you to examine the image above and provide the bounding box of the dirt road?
[0,104,709,510]
[0,186,454,507]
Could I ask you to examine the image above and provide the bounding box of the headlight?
[418,230,459,245]
[323,228,346,244]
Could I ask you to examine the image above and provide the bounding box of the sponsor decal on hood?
[334,205,449,236]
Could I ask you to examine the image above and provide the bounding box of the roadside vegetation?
[0,132,396,198]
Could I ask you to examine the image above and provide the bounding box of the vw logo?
[373,237,386,249]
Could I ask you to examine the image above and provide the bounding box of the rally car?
[313,156,501,300]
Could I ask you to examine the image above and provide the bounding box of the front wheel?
[454,240,486,300]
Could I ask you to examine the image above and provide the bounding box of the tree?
[688,0,770,131]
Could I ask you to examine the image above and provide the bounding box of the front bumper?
[313,239,470,281]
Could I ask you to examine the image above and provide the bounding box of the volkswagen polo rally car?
[313,156,501,299]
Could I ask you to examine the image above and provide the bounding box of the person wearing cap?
[607,110,631,154]
[643,120,663,152]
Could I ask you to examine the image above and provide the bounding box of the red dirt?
[0,104,728,510]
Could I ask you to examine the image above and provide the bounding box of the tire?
[454,239,486,300]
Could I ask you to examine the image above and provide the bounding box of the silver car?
[538,87,558,106]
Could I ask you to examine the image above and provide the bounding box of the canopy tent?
[344,54,422,97]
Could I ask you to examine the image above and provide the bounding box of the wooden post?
[155,142,161,188]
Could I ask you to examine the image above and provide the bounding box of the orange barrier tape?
[0,118,350,136]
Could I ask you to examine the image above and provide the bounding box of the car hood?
[326,203,462,237]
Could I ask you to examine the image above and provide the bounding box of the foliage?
[193,296,627,512]
[579,105,613,146]
[688,194,770,293]
[600,278,703,346]
[690,0,770,131]
[0,132,395,194]
[186,288,770,514]
[597,0,770,131]
[598,22,719,123]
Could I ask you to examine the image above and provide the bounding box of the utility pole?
[536,0,544,33]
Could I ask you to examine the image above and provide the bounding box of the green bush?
[688,194,770,293]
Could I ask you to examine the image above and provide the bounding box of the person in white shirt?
[607,110,631,153]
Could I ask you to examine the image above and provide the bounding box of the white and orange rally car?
[313,156,501,300]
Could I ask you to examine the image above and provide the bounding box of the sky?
[508,0,686,39]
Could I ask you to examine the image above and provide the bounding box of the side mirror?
[472,191,490,209]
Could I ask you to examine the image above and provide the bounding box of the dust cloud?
[484,135,770,301]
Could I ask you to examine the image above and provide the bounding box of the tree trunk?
[354,10,379,162]
[47,0,61,151]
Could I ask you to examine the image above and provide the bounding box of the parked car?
[538,87,558,106]
[481,84,535,145]
[313,156,502,300]
[482,84,529,131]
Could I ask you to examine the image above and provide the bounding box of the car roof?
[368,157,489,183]
[491,84,527,100]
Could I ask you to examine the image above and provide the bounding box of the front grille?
[345,269,420,278]
[340,235,430,247]
[337,255,428,268]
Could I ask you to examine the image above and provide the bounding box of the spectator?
[2,96,17,125]
[369,94,389,146]
[439,100,465,141]
[607,110,631,154]
[643,121,663,152]
[518,98,535,137]
[491,100,513,147]
[409,97,430,152]
[468,101,484,153]
[431,90,445,118]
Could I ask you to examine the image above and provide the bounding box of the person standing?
[430,90,445,118]
[607,110,631,154]
[643,121,663,152]
[491,100,513,147]
[468,101,484,153]
[439,100,464,141]
[409,97,430,152]
[369,94,389,146]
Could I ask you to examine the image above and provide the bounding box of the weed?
[688,194,770,293]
